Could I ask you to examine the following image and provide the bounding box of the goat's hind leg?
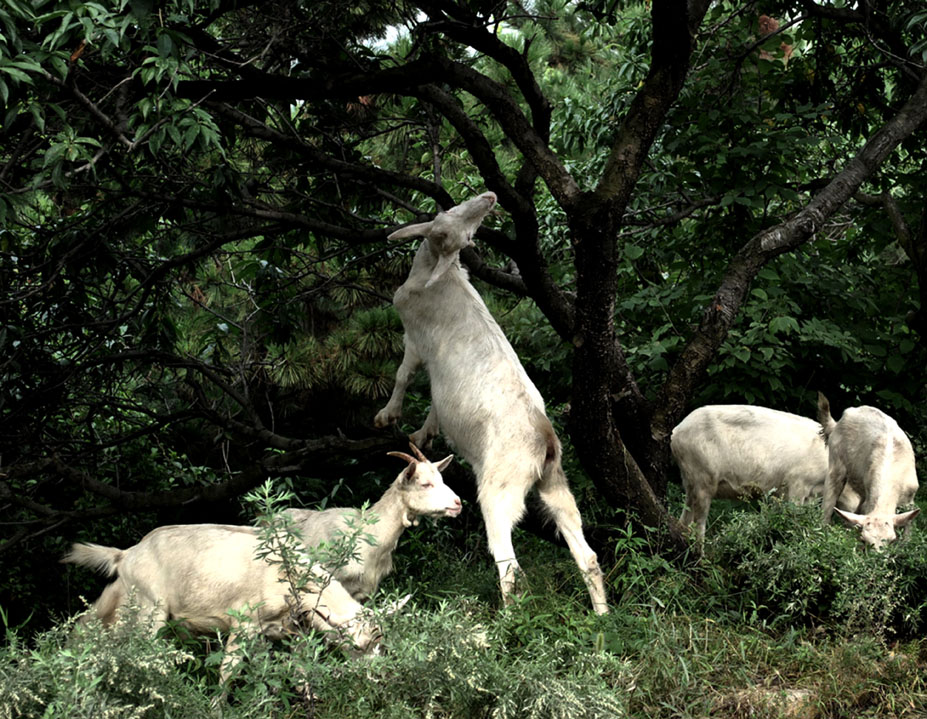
[821,458,848,523]
[409,406,439,448]
[478,476,529,607]
[537,465,609,614]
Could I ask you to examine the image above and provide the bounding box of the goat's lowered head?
[387,443,461,526]
[388,191,497,287]
[834,506,920,549]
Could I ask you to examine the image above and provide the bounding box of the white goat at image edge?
[818,392,919,549]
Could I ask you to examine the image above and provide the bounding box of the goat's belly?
[714,480,774,500]
[713,473,791,500]
[434,394,546,466]
[172,613,234,634]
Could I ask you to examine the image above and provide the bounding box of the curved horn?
[387,451,416,465]
[408,442,428,462]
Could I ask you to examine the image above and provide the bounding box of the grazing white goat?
[286,445,461,601]
[671,404,832,542]
[818,393,920,548]
[374,191,608,614]
[62,523,397,687]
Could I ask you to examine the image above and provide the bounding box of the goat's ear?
[401,464,418,485]
[435,454,454,472]
[388,221,432,240]
[894,508,920,527]
[834,507,865,527]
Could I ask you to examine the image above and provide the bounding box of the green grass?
[4,500,927,718]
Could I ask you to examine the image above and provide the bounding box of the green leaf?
[183,124,199,150]
[0,66,33,84]
[157,33,173,57]
[768,316,799,335]
[624,243,644,260]
[757,268,780,282]
[42,143,66,167]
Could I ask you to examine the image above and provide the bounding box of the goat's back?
[671,405,828,500]
[395,265,549,472]
[829,406,918,507]
[285,507,354,547]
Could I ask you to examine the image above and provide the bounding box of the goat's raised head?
[387,191,497,287]
[387,444,460,525]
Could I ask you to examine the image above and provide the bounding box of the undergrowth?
[5,496,927,718]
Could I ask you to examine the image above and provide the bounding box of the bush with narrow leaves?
[707,497,927,636]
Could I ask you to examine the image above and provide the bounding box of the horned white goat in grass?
[374,191,608,614]
[62,523,402,688]
[818,393,919,548]
[286,444,460,601]
[671,404,835,542]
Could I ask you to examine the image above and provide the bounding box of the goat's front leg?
[374,337,422,428]
[216,625,250,704]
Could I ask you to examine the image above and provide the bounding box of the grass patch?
[6,499,927,718]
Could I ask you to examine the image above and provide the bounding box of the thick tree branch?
[208,103,453,209]
[0,433,399,552]
[428,56,581,209]
[652,70,927,442]
[176,57,444,102]
[416,1,552,138]
[568,0,710,542]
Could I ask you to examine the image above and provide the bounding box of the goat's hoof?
[373,410,398,428]
[408,431,433,449]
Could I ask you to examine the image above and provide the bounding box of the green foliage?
[8,513,927,719]
[708,498,927,637]
[0,612,211,719]
[291,599,630,719]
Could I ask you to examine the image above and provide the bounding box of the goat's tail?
[533,410,561,467]
[817,392,837,441]
[61,542,122,578]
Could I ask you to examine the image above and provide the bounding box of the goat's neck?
[860,436,898,515]
[406,242,464,287]
[366,483,412,558]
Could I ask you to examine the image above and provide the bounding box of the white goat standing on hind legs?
[374,190,609,614]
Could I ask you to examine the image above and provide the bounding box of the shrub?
[707,497,927,636]
[287,596,632,719]
[0,612,211,719]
